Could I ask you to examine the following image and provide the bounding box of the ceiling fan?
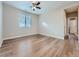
[31,1,41,11]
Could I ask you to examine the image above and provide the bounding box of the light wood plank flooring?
[0,34,79,57]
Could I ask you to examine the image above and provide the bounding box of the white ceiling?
[3,1,79,15]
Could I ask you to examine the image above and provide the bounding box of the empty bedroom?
[0,1,79,57]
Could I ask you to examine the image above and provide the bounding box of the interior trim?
[3,33,38,40]
[39,33,64,40]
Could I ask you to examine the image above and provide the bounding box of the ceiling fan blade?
[36,2,40,5]
[36,7,41,9]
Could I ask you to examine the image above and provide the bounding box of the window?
[26,16,32,28]
[19,14,32,28]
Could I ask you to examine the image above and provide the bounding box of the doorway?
[65,10,78,42]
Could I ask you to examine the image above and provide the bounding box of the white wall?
[3,4,39,40]
[39,9,64,39]
[0,2,3,47]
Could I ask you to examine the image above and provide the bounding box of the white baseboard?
[3,33,37,40]
[3,33,64,41]
[39,33,64,40]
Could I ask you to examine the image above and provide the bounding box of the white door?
[69,17,77,35]
[68,17,78,35]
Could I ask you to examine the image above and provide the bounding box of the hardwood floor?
[0,34,79,57]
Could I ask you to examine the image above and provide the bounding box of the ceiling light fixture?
[31,1,41,11]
